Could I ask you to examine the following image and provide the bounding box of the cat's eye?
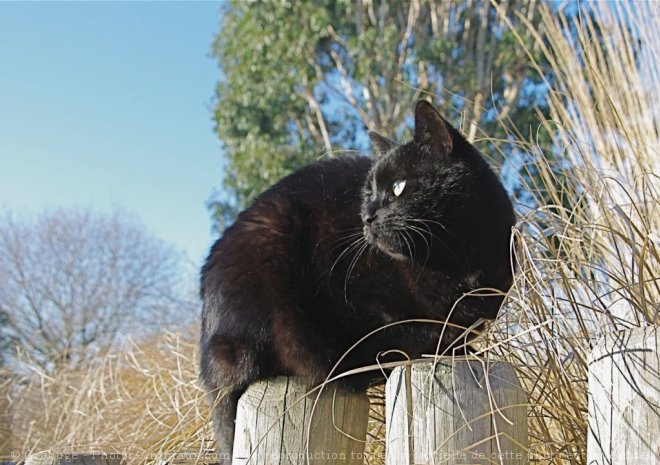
[392,180,406,197]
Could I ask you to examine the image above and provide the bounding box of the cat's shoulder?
[203,155,372,271]
[277,155,372,186]
[259,155,373,199]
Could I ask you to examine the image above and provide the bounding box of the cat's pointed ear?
[414,100,453,157]
[369,131,398,156]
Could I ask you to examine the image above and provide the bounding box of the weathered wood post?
[232,377,370,465]
[587,326,660,464]
[386,359,528,465]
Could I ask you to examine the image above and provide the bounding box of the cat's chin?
[365,233,409,261]
[379,247,409,261]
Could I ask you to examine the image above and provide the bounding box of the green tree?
[210,0,550,229]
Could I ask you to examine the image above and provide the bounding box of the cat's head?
[361,100,470,261]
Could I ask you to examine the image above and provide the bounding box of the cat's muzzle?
[364,224,407,260]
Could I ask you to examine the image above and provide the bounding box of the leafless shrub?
[0,208,198,373]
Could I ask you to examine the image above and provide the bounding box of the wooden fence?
[228,358,528,465]
[586,326,659,465]
[16,326,659,465]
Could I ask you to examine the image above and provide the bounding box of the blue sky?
[0,1,224,266]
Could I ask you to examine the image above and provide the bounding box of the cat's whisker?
[405,226,432,283]
[403,229,417,260]
[322,232,366,255]
[407,217,445,232]
[406,220,437,243]
[408,223,464,265]
[406,225,432,268]
[402,229,420,275]
[407,223,437,247]
[329,236,365,281]
[319,226,363,238]
[408,226,431,267]
[409,218,463,245]
[407,218,468,263]
[319,228,365,254]
[343,240,368,302]
[324,226,364,236]
[318,228,363,246]
[399,230,414,264]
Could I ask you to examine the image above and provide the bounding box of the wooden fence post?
[587,326,660,464]
[385,359,528,465]
[232,377,370,465]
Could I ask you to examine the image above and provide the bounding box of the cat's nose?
[363,202,379,224]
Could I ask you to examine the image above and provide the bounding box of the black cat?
[200,100,515,462]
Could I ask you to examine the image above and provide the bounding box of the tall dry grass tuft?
[4,329,386,465]
[487,1,659,462]
[6,330,214,464]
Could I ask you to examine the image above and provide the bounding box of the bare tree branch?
[0,208,196,373]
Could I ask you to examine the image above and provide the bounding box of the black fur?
[200,101,515,462]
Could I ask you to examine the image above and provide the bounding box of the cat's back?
[201,156,372,297]
[263,155,372,207]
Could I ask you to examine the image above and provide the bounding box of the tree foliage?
[0,208,196,373]
[210,0,551,229]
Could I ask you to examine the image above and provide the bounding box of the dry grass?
[2,2,658,465]
[4,330,215,464]
[3,330,389,465]
[487,1,659,463]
